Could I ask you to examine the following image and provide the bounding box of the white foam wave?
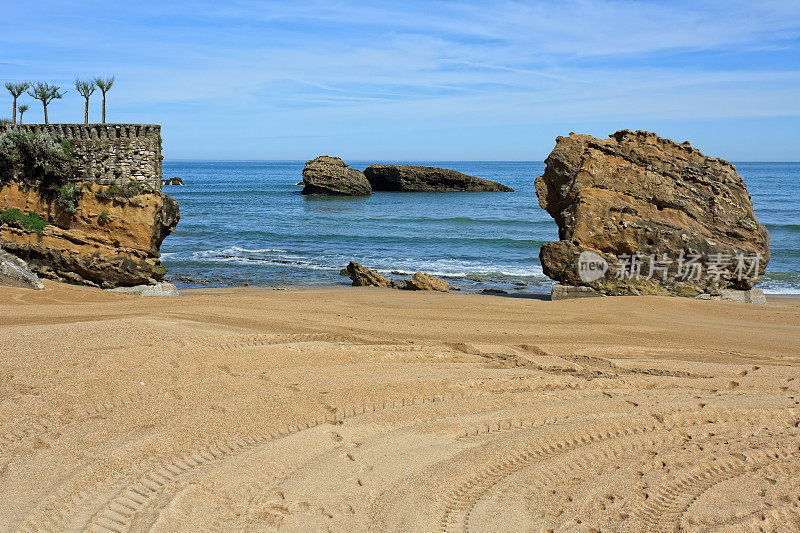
[222,245,289,254]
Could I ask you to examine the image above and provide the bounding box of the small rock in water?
[481,288,508,295]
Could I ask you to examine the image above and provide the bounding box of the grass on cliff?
[0,208,47,234]
[95,180,153,201]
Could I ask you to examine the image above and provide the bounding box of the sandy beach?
[0,283,798,531]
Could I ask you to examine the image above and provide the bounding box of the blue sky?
[2,1,799,161]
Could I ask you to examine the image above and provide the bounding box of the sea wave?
[765,223,800,231]
[179,247,547,281]
[220,245,290,254]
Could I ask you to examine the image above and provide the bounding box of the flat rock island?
[364,164,513,192]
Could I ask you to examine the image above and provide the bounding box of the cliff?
[0,179,178,287]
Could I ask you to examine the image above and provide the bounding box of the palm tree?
[18,104,29,124]
[75,78,96,124]
[4,81,30,124]
[27,82,66,125]
[93,76,115,123]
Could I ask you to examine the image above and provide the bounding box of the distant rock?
[363,164,513,192]
[401,272,450,292]
[302,156,372,196]
[162,177,184,186]
[345,261,390,287]
[535,130,770,297]
[0,249,45,290]
[107,282,179,297]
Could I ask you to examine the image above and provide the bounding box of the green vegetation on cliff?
[58,183,81,213]
[0,208,47,234]
[95,179,152,201]
[0,129,74,187]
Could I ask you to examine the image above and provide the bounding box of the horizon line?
[162,158,800,164]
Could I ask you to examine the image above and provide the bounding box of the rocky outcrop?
[364,165,513,192]
[345,261,449,291]
[163,177,184,186]
[346,261,390,287]
[1,180,179,288]
[0,249,44,289]
[302,156,372,196]
[399,272,450,291]
[535,130,770,297]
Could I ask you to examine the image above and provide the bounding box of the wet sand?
[1,282,800,532]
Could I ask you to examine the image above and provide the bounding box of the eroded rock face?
[364,165,513,192]
[535,130,770,296]
[302,156,372,196]
[346,261,390,287]
[0,249,45,290]
[1,180,179,288]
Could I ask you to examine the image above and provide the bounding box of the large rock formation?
[364,165,513,192]
[302,156,372,196]
[1,180,179,288]
[535,130,769,296]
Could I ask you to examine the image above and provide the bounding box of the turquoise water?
[159,161,800,294]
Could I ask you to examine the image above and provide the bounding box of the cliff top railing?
[0,123,161,141]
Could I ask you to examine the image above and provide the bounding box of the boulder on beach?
[302,156,372,196]
[0,249,45,290]
[535,130,770,297]
[345,261,390,287]
[363,164,513,192]
[398,272,450,292]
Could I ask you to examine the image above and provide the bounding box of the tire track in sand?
[636,445,800,532]
[439,410,794,532]
[19,390,492,532]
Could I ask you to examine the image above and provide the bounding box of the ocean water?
[159,161,800,294]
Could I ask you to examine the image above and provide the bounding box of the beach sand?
[1,282,799,532]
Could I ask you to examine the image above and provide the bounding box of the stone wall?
[0,124,163,190]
